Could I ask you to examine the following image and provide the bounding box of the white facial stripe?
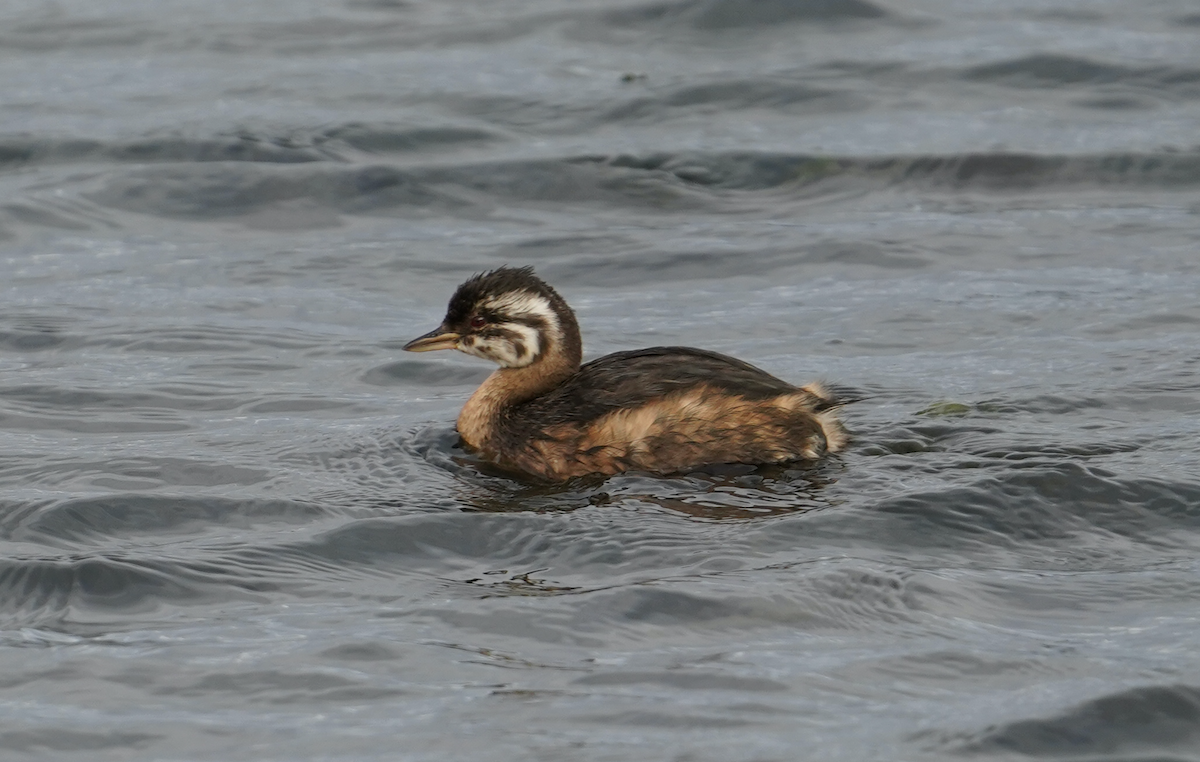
[456,322,542,368]
[456,335,491,362]
[456,290,561,369]
[502,322,540,366]
[481,292,557,326]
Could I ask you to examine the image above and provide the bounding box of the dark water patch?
[0,134,329,170]
[278,502,755,585]
[1089,309,1200,336]
[110,136,328,165]
[435,93,597,133]
[242,396,368,414]
[85,151,1200,226]
[952,684,1200,756]
[0,539,402,624]
[603,0,890,30]
[597,150,1200,191]
[0,384,250,419]
[413,443,836,520]
[963,54,1200,97]
[13,495,321,545]
[846,464,1200,561]
[165,669,405,703]
[0,15,154,51]
[528,247,808,287]
[0,196,123,238]
[968,570,1200,619]
[0,728,160,753]
[112,325,324,353]
[319,641,404,662]
[574,670,786,692]
[274,475,822,587]
[599,151,843,189]
[585,565,932,632]
[964,395,1112,416]
[284,425,453,511]
[1077,94,1157,110]
[798,240,927,268]
[0,411,190,435]
[241,15,409,48]
[857,420,1002,456]
[605,79,853,122]
[0,456,270,493]
[89,158,708,222]
[0,555,207,617]
[966,440,1142,461]
[0,317,76,352]
[413,605,609,647]
[597,467,836,520]
[491,233,636,264]
[1,201,93,231]
[871,649,1050,683]
[583,710,752,729]
[966,54,1145,87]
[361,358,490,388]
[1033,9,1105,22]
[0,126,501,172]
[291,514,549,568]
[528,239,927,286]
[346,0,412,10]
[316,123,500,155]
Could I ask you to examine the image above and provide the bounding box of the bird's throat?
[457,356,576,448]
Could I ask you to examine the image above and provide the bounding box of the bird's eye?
[469,315,487,329]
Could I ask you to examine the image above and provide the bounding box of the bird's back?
[523,346,797,423]
[488,347,845,480]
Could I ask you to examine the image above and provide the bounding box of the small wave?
[0,124,501,171]
[15,494,321,545]
[574,670,787,692]
[164,668,405,704]
[0,15,155,52]
[582,563,931,632]
[0,135,328,169]
[0,554,207,619]
[0,729,159,754]
[80,149,1200,226]
[963,53,1200,97]
[603,79,854,123]
[855,463,1200,560]
[603,0,891,30]
[951,683,1200,755]
[360,358,490,388]
[315,123,500,155]
[86,158,710,221]
[591,150,1200,191]
[0,314,79,352]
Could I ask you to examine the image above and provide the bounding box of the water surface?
[2,1,1200,759]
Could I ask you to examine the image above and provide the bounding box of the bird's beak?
[403,326,460,352]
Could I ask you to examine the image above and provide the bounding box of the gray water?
[3,1,1200,759]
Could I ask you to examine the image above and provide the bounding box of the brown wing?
[517,346,800,428]
[481,347,843,481]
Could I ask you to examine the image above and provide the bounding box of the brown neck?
[457,346,579,450]
[457,286,583,449]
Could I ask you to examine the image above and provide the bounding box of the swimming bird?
[403,267,846,482]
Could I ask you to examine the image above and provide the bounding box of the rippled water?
[3,1,1200,759]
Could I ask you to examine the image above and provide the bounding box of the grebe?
[403,267,847,482]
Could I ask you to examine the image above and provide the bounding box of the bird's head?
[403,266,581,370]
